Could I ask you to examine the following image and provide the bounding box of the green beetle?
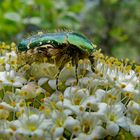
[17,32,96,90]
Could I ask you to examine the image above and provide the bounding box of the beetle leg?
[89,55,95,72]
[72,53,79,84]
[75,62,78,84]
[55,53,70,91]
[56,69,60,91]
[56,66,64,91]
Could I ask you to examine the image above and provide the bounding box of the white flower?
[52,127,64,138]
[0,102,15,111]
[0,70,26,87]
[4,51,17,63]
[73,126,106,140]
[127,113,140,137]
[18,82,45,99]
[5,63,11,71]
[127,100,140,113]
[30,63,58,79]
[48,79,57,90]
[100,103,129,136]
[0,102,15,119]
[117,82,137,93]
[49,111,68,139]
[57,87,94,114]
[0,45,140,139]
[127,100,140,137]
[75,112,106,139]
[12,112,51,139]
[129,124,140,137]
[0,120,14,139]
[38,77,48,86]
[107,69,138,93]
[64,116,80,133]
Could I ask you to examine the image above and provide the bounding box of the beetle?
[17,32,96,90]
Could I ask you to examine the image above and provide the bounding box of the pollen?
[29,125,37,131]
[9,79,15,83]
[107,93,113,99]
[112,96,117,101]
[120,84,126,88]
[23,64,30,71]
[135,66,140,77]
[124,92,133,98]
[86,102,92,107]
[114,60,122,66]
[39,105,45,111]
[28,76,36,81]
[51,56,56,60]
[66,63,72,70]
[0,105,4,109]
[113,77,117,81]
[135,117,140,125]
[45,92,51,97]
[45,108,51,115]
[6,91,12,95]
[11,101,16,107]
[82,120,91,134]
[16,111,22,118]
[79,106,84,112]
[20,91,28,96]
[37,31,43,35]
[58,81,63,87]
[58,136,65,140]
[10,125,17,131]
[43,57,48,62]
[73,125,80,133]
[73,97,81,105]
[59,94,64,102]
[19,101,25,107]
[93,44,97,48]
[109,114,117,121]
[79,59,84,64]
[11,42,16,48]
[93,50,104,60]
[39,42,42,45]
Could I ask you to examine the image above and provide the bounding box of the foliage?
[81,0,140,62]
[0,0,140,63]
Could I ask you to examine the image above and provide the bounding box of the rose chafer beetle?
[17,32,96,90]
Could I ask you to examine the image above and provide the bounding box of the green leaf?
[4,12,21,22]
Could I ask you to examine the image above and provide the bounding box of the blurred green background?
[0,0,140,63]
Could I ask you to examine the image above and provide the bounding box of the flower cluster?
[0,43,140,140]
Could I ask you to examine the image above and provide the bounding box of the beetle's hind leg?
[72,53,79,85]
[55,53,70,91]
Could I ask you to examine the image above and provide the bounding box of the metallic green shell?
[67,32,94,53]
[17,32,95,53]
[17,33,67,51]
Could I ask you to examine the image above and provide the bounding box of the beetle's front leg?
[55,53,69,91]
[89,55,95,72]
[56,68,62,91]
